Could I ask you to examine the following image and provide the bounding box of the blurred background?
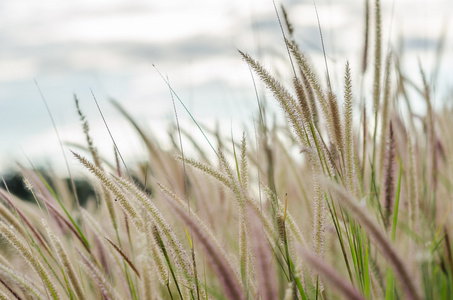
[0,0,451,174]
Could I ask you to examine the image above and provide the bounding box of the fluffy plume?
[72,151,143,231]
[343,62,356,195]
[43,219,85,300]
[0,222,60,299]
[379,53,393,178]
[240,133,248,190]
[407,136,419,232]
[328,92,344,154]
[78,249,118,300]
[166,197,245,300]
[285,39,331,132]
[0,262,46,299]
[373,0,382,112]
[157,182,242,285]
[239,50,309,148]
[113,175,196,294]
[383,122,395,229]
[294,76,312,126]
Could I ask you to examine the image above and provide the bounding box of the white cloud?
[0,0,452,171]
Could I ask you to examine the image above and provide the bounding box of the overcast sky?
[0,0,451,172]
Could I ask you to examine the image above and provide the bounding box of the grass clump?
[0,1,452,299]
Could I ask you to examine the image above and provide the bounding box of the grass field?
[0,1,451,299]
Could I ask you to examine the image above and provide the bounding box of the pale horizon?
[0,0,451,173]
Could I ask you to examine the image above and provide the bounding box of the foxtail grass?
[0,222,61,299]
[0,2,451,299]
